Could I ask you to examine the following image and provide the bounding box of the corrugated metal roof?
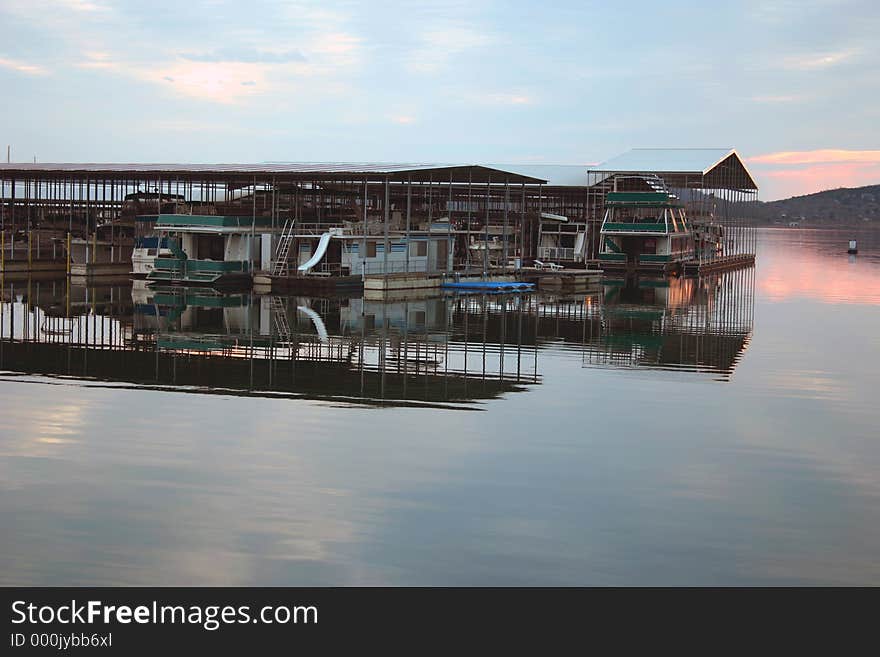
[592,148,735,174]
[0,162,545,184]
[487,164,591,187]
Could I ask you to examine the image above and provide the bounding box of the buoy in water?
[847,239,858,254]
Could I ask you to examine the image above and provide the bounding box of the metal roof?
[590,148,758,191]
[487,164,591,188]
[594,148,735,174]
[0,162,545,184]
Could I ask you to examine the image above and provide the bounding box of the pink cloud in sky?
[747,150,880,199]
[749,149,880,165]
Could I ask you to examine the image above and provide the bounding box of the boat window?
[410,241,427,257]
[147,248,157,256]
[366,241,377,258]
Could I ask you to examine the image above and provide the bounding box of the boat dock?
[0,152,759,287]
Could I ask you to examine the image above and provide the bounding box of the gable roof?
[590,148,758,191]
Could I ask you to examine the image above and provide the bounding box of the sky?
[0,0,878,200]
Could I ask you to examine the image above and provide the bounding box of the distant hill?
[754,185,880,226]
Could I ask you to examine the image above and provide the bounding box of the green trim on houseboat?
[154,214,274,229]
[598,253,626,261]
[153,258,248,273]
[605,308,665,320]
[638,254,672,263]
[604,237,622,253]
[606,192,680,206]
[602,222,669,233]
[148,271,223,283]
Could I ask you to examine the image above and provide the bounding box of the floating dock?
[519,268,603,291]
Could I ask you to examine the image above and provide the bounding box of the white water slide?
[574,232,586,258]
[298,232,332,272]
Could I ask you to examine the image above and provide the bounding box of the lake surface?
[1,228,878,585]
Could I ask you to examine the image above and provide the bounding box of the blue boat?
[442,281,535,291]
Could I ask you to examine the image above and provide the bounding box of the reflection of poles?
[402,300,408,399]
[380,309,387,402]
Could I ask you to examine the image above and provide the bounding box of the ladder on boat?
[272,217,296,277]
[270,296,292,347]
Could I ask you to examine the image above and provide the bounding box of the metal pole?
[447,170,453,274]
[251,176,256,273]
[10,176,14,260]
[405,174,411,273]
[383,176,390,276]
[361,179,368,279]
[484,177,490,274]
[503,179,509,266]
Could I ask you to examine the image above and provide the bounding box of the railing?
[538,247,576,261]
[602,222,668,233]
[359,260,431,275]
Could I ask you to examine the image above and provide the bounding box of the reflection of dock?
[683,254,755,275]
[582,268,755,378]
[519,268,603,291]
[1,282,542,408]
[1,266,757,405]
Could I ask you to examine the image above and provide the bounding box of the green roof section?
[144,214,275,229]
[605,192,680,207]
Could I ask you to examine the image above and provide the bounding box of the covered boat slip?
[587,149,759,272]
[598,191,695,271]
[0,150,758,283]
[0,163,548,285]
[142,213,279,286]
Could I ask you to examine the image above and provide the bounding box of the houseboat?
[292,224,455,277]
[536,212,588,267]
[598,191,694,272]
[139,214,281,287]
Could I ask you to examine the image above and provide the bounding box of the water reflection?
[3,230,880,586]
[757,228,880,305]
[0,271,757,406]
[584,270,755,378]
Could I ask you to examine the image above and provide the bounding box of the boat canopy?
[605,192,681,207]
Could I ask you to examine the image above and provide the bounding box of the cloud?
[782,48,859,70]
[406,25,495,73]
[480,93,532,106]
[57,0,108,10]
[147,61,270,103]
[747,150,880,198]
[0,57,49,75]
[76,50,118,70]
[182,48,307,64]
[750,94,804,104]
[389,115,416,125]
[748,150,880,165]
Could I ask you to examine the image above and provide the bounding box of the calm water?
[1,228,878,585]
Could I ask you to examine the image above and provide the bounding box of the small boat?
[442,280,535,291]
[848,240,858,254]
